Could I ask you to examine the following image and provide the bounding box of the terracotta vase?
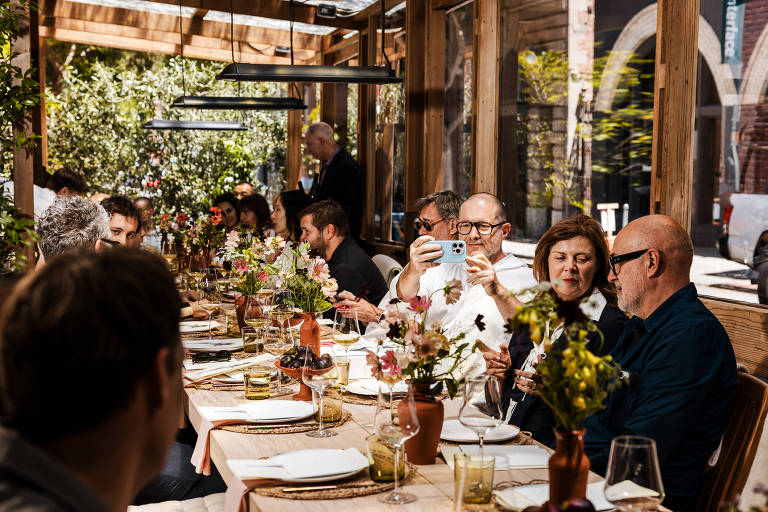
[398,382,444,464]
[292,312,320,401]
[547,428,590,506]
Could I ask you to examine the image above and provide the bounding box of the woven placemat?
[341,390,450,407]
[439,430,534,448]
[190,381,245,391]
[218,411,352,434]
[253,462,416,500]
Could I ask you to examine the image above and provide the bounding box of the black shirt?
[312,149,364,240]
[328,237,388,306]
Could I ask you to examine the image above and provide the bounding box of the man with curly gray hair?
[36,196,111,267]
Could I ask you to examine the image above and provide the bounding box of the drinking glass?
[604,435,665,511]
[242,299,269,353]
[160,238,178,274]
[198,276,223,341]
[270,288,295,346]
[302,350,338,438]
[332,309,361,359]
[374,386,420,505]
[459,375,503,459]
[264,336,294,397]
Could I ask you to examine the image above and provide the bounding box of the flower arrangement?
[223,234,286,295]
[186,207,225,251]
[277,241,338,313]
[506,285,624,431]
[158,212,191,247]
[366,280,479,398]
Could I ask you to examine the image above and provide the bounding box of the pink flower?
[233,258,249,273]
[443,279,462,304]
[256,270,268,283]
[380,349,403,377]
[321,279,338,298]
[408,296,432,314]
[310,260,330,283]
[411,330,445,357]
[366,350,383,380]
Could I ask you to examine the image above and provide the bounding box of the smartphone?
[427,240,466,263]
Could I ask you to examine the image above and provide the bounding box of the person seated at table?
[213,192,239,230]
[238,193,272,237]
[134,197,161,250]
[101,195,140,246]
[389,192,537,378]
[36,195,111,267]
[234,181,254,201]
[300,199,388,307]
[271,189,312,242]
[582,215,737,512]
[478,214,627,446]
[0,249,184,511]
[332,190,462,324]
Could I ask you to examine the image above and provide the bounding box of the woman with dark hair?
[213,193,239,229]
[474,214,627,445]
[271,190,312,242]
[238,193,272,237]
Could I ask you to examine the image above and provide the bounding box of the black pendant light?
[144,0,247,130]
[170,0,307,111]
[216,0,402,85]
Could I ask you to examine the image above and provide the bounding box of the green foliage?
[43,45,291,214]
[518,50,568,105]
[0,189,37,272]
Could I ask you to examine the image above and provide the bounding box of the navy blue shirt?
[584,283,737,503]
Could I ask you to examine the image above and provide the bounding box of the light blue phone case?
[429,240,466,263]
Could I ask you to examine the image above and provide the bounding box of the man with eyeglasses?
[413,191,460,240]
[388,192,536,378]
[582,215,736,511]
[100,195,140,247]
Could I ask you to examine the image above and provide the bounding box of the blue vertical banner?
[722,0,745,78]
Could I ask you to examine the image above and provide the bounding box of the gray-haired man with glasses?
[389,192,536,378]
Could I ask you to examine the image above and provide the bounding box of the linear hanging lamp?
[216,0,402,85]
[145,0,247,131]
[171,95,306,110]
[142,119,247,130]
[216,63,402,84]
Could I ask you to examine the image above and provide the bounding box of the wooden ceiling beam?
[140,0,364,30]
[41,0,324,51]
[38,25,307,64]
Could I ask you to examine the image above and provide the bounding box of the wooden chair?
[697,372,768,511]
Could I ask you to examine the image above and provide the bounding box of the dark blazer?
[312,148,363,240]
[502,303,627,446]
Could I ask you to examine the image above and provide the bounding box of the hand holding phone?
[427,240,466,263]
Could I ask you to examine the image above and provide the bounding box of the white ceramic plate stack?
[440,419,520,443]
[343,379,409,396]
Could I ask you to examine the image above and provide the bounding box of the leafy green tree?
[43,44,292,215]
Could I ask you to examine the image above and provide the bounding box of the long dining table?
[182,349,607,512]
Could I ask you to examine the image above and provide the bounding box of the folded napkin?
[183,354,275,385]
[441,445,550,470]
[180,320,225,333]
[495,482,613,511]
[604,479,661,501]
[223,448,368,512]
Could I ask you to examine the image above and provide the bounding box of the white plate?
[182,338,243,352]
[227,448,368,482]
[440,419,520,443]
[343,379,409,396]
[238,400,315,424]
[180,320,224,333]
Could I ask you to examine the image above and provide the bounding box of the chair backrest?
[372,254,403,287]
[697,372,768,511]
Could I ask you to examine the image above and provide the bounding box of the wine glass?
[198,276,223,341]
[160,238,177,274]
[604,436,665,511]
[302,349,338,438]
[333,309,360,357]
[270,290,295,346]
[459,375,504,460]
[374,385,420,505]
[264,336,294,397]
[243,298,269,353]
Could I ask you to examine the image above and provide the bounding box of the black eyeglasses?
[609,248,649,275]
[457,221,505,236]
[191,350,232,364]
[99,238,120,248]
[414,217,445,232]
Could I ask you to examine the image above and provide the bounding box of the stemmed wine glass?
[604,436,665,511]
[264,336,294,396]
[332,309,360,357]
[374,385,420,505]
[198,276,223,341]
[302,349,338,438]
[459,375,504,460]
[242,299,269,353]
[271,289,295,346]
[160,238,177,274]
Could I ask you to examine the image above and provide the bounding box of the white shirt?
[2,181,55,220]
[366,249,537,380]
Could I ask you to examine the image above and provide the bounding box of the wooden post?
[358,16,377,240]
[320,45,336,129]
[404,0,428,246]
[286,83,302,191]
[649,0,700,231]
[425,6,446,194]
[470,0,500,194]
